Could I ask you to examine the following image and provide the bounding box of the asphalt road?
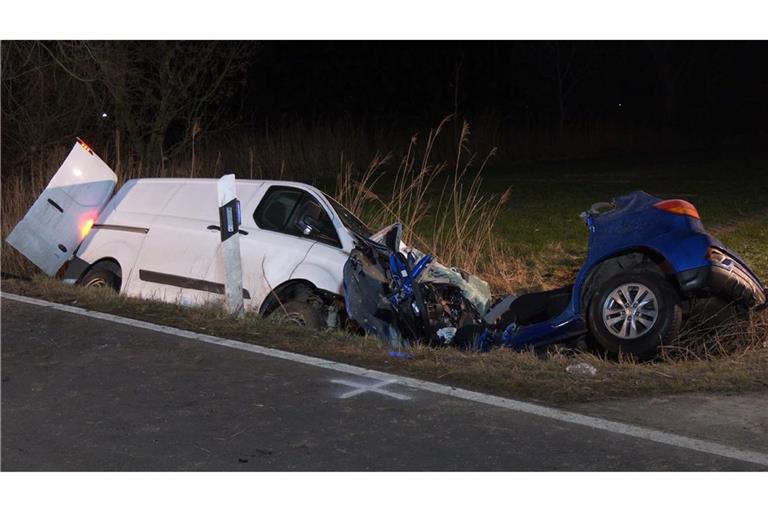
[1,297,765,471]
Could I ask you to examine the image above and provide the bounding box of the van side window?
[254,187,303,231]
[254,186,341,247]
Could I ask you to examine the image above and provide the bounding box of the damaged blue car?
[342,191,767,360]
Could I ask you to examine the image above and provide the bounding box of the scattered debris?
[566,363,598,377]
[436,327,457,344]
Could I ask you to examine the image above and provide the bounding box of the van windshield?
[324,194,373,239]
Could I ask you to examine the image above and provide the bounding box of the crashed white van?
[7,140,382,328]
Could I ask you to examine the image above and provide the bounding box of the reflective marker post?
[217,174,244,319]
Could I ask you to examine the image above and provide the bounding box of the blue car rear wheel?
[587,270,682,360]
[601,282,659,339]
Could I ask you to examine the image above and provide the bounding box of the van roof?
[124,178,328,196]
[125,178,318,190]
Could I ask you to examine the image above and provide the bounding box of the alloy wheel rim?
[601,283,659,339]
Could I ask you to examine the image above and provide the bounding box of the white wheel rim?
[275,311,305,327]
[85,277,107,288]
[601,283,659,340]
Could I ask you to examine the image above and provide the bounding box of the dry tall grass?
[334,116,510,277]
[663,301,768,360]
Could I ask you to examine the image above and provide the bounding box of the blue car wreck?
[342,191,767,360]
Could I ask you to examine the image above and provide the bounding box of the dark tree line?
[3,41,765,173]
[2,41,255,170]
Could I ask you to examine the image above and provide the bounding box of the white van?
[6,140,372,328]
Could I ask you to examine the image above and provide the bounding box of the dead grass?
[3,275,767,404]
[663,301,768,360]
[334,116,510,278]
[329,116,578,298]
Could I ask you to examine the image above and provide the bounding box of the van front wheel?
[269,300,325,330]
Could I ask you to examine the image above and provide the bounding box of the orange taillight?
[654,199,700,220]
[80,218,95,239]
[76,137,94,155]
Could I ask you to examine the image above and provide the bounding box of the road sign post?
[217,174,244,319]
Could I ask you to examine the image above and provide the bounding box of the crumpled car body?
[343,223,491,349]
[342,191,767,360]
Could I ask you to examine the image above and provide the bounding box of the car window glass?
[254,187,303,231]
[286,194,340,246]
[323,194,373,238]
[254,186,340,247]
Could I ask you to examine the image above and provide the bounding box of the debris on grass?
[566,362,598,378]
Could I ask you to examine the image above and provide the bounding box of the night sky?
[244,41,768,134]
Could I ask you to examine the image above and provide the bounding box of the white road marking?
[332,378,412,400]
[3,291,768,467]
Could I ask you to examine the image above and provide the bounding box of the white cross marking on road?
[331,378,412,401]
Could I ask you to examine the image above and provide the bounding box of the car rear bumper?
[677,248,767,309]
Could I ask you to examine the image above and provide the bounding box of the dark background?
[2,41,768,170]
[246,41,768,132]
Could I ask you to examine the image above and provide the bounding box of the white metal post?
[217,174,244,319]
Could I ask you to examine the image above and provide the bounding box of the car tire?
[79,263,120,292]
[587,270,682,361]
[269,300,325,330]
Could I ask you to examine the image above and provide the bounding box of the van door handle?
[47,198,64,213]
[208,225,247,236]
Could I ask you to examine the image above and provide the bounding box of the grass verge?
[3,275,767,405]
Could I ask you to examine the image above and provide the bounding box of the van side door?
[125,182,225,305]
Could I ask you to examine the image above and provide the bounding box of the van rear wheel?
[80,263,120,292]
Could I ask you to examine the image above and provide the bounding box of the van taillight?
[76,137,94,155]
[654,199,700,220]
[80,218,95,239]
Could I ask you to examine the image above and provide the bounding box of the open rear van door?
[5,140,117,275]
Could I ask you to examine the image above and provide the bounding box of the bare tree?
[2,41,256,169]
[1,41,104,165]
